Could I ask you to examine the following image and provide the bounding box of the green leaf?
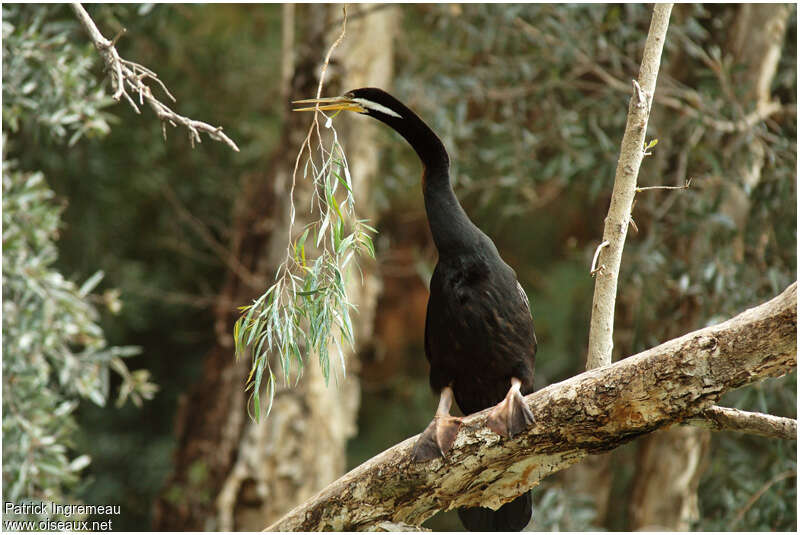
[78,270,104,297]
[233,317,242,358]
[328,188,344,221]
[296,227,310,266]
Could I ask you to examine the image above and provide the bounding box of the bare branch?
[586,4,673,370]
[70,3,240,152]
[513,16,791,136]
[686,405,797,441]
[727,470,796,529]
[268,283,796,531]
[161,184,263,290]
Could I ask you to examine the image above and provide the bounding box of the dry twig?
[727,470,796,529]
[70,3,240,152]
[636,177,692,193]
[286,4,348,255]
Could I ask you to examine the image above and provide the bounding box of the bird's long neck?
[379,109,484,254]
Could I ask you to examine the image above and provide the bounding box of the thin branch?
[665,97,789,134]
[324,4,392,33]
[287,4,348,254]
[267,283,796,531]
[727,470,796,529]
[686,405,797,440]
[161,183,263,290]
[129,285,222,309]
[513,17,791,135]
[70,3,240,152]
[586,4,673,370]
[636,178,692,193]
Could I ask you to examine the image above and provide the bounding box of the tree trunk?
[628,5,792,531]
[152,4,397,530]
[721,3,793,261]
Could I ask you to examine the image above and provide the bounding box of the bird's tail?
[457,491,532,531]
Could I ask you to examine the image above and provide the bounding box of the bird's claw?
[411,415,463,462]
[487,388,534,438]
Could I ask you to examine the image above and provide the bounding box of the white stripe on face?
[351,97,402,118]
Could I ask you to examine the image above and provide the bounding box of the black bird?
[294,88,537,531]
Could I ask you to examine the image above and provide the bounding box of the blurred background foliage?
[2,3,795,531]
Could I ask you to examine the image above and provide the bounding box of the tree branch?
[727,470,796,529]
[161,183,263,290]
[268,282,796,531]
[514,13,793,138]
[686,405,797,440]
[70,3,240,152]
[586,4,673,369]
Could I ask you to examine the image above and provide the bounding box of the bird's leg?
[411,386,463,462]
[486,377,535,438]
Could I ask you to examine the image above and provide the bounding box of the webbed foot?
[411,386,463,462]
[486,378,534,438]
[411,415,463,462]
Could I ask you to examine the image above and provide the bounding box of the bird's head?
[293,87,406,122]
[293,87,447,172]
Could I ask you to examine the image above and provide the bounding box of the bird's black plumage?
[301,87,537,531]
[342,87,537,403]
[425,252,537,415]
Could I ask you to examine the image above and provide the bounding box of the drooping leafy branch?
[233,7,377,419]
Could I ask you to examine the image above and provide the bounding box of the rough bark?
[586,3,673,369]
[153,5,396,530]
[269,283,796,531]
[629,5,793,531]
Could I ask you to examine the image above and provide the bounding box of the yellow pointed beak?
[292,95,366,113]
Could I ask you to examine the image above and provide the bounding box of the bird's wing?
[517,280,538,356]
[423,297,434,364]
[516,280,532,318]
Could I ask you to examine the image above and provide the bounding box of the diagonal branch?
[70,3,240,152]
[268,282,796,531]
[727,470,796,529]
[513,16,792,136]
[161,183,263,290]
